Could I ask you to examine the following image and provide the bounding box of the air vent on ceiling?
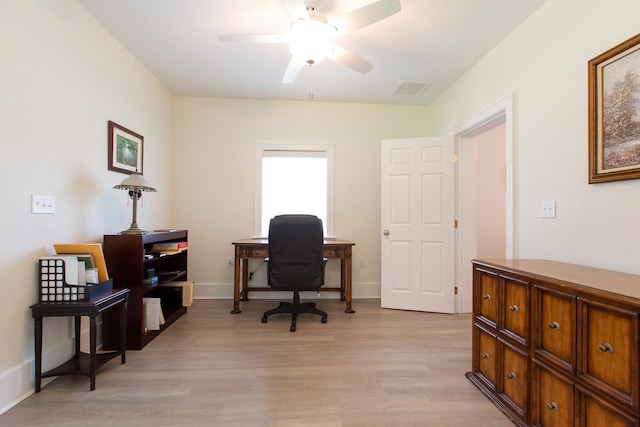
[392,80,432,96]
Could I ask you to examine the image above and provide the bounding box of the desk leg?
[231,255,242,314]
[74,316,81,356]
[344,258,355,314]
[120,300,127,364]
[340,259,346,301]
[34,316,42,393]
[89,316,97,391]
[240,258,250,301]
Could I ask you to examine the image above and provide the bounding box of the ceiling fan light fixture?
[289,18,334,65]
[219,0,401,83]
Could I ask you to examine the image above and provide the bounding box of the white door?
[381,136,455,313]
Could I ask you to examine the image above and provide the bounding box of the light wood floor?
[3,299,513,426]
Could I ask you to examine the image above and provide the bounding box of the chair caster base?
[261,291,328,331]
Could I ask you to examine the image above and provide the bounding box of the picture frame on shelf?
[588,32,640,183]
[108,120,144,175]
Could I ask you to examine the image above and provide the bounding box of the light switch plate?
[32,194,55,214]
[540,201,556,218]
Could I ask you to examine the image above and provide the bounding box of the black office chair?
[261,214,328,332]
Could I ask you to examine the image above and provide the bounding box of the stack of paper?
[142,297,165,331]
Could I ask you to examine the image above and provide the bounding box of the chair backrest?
[267,214,324,291]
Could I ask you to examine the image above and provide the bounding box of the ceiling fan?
[218,0,401,83]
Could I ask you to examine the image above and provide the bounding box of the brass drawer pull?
[546,402,558,411]
[598,343,614,353]
[481,353,490,359]
[508,305,518,312]
[482,294,491,301]
[506,372,516,380]
[547,321,560,330]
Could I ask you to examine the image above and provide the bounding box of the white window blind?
[255,144,334,237]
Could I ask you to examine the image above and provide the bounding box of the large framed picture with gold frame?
[589,33,640,183]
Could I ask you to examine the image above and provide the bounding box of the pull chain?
[307,59,315,100]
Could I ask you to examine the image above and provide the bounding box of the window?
[255,144,334,237]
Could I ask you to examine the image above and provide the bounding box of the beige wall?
[171,97,431,297]
[427,0,640,274]
[0,0,173,411]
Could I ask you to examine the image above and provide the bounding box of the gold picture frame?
[589,33,640,183]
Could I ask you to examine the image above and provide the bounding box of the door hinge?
[454,219,458,229]
[453,153,459,162]
[454,286,458,295]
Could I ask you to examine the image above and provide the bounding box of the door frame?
[451,93,517,313]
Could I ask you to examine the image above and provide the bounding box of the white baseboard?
[0,359,36,415]
[0,320,97,415]
[193,281,381,300]
[0,334,74,415]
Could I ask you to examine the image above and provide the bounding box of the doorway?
[453,94,516,313]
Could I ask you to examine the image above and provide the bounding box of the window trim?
[254,143,335,238]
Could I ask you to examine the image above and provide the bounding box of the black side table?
[31,288,129,392]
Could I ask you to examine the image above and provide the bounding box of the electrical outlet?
[359,257,365,268]
[540,201,556,218]
[32,194,55,214]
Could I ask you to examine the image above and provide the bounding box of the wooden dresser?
[468,259,640,427]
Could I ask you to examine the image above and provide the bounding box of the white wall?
[171,97,431,298]
[0,0,173,412]
[427,0,640,274]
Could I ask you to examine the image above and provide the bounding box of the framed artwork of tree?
[589,33,640,183]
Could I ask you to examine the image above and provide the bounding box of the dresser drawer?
[500,339,529,421]
[502,275,530,346]
[579,298,640,411]
[534,284,576,373]
[474,325,498,392]
[577,384,640,427]
[475,268,499,328]
[533,361,574,427]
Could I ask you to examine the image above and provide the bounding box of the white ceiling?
[79,0,546,106]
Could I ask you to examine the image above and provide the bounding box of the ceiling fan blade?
[218,33,289,43]
[282,57,306,83]
[281,0,309,23]
[327,44,373,74]
[329,0,401,33]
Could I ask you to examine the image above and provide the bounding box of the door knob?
[383,230,390,236]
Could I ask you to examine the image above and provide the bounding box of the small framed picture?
[588,33,640,183]
[108,120,144,175]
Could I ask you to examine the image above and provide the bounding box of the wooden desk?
[31,288,129,392]
[232,239,355,314]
